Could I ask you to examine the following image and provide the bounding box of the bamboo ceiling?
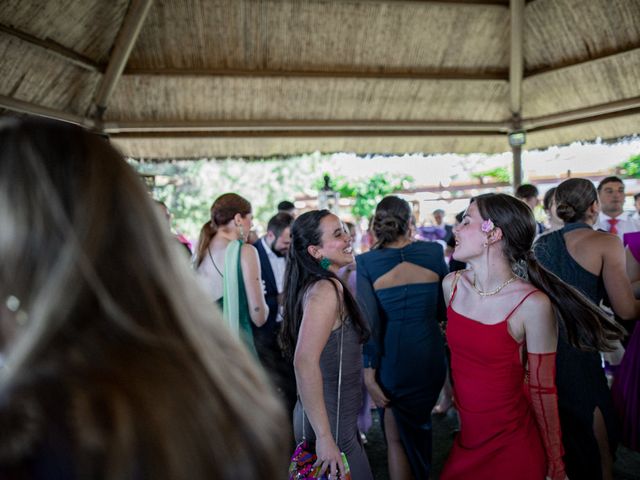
[0,0,639,159]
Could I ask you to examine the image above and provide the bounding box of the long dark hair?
[280,210,369,358]
[372,195,412,249]
[194,193,251,267]
[0,117,287,479]
[473,193,624,352]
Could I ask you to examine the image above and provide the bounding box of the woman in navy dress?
[356,196,447,479]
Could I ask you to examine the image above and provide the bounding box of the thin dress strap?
[449,270,464,305]
[503,289,539,322]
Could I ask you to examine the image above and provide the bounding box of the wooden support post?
[510,0,524,190]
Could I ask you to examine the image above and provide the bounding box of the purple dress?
[612,232,640,452]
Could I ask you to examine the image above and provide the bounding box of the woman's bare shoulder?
[307,277,343,297]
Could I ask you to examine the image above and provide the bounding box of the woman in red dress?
[441,193,622,480]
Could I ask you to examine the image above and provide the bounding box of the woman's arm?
[519,292,567,480]
[355,257,390,408]
[293,279,345,479]
[240,244,269,326]
[601,236,640,319]
[436,248,450,321]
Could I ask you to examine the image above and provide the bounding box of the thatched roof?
[1,0,639,159]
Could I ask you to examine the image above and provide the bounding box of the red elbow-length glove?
[526,352,566,480]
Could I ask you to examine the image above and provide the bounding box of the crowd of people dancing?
[0,116,639,479]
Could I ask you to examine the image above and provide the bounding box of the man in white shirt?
[252,212,296,414]
[596,176,640,238]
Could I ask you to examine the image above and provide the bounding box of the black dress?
[534,222,618,480]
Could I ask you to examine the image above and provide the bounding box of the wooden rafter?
[524,96,640,131]
[104,119,510,135]
[525,45,640,78]
[0,23,101,73]
[92,0,153,120]
[123,67,509,82]
[0,94,94,127]
[109,129,506,139]
[350,0,509,6]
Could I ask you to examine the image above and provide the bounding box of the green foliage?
[470,166,511,183]
[318,173,413,220]
[129,153,327,240]
[130,159,211,240]
[617,153,640,178]
[129,154,411,241]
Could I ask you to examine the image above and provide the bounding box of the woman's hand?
[314,434,344,479]
[364,368,390,408]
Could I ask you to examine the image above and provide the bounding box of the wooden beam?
[109,129,506,139]
[123,67,509,82]
[525,45,640,78]
[104,119,510,134]
[0,24,102,73]
[526,106,640,133]
[92,0,153,120]
[523,96,640,131]
[333,0,509,5]
[0,94,94,127]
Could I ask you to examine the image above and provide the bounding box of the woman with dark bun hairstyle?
[0,117,287,479]
[534,178,638,480]
[280,210,373,480]
[356,196,447,479]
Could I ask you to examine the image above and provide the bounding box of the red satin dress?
[441,287,547,480]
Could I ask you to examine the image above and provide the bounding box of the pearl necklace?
[472,275,517,297]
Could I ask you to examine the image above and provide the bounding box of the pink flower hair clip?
[481,219,495,233]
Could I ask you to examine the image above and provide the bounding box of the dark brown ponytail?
[524,253,625,352]
[194,221,216,267]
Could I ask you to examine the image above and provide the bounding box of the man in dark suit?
[252,212,297,415]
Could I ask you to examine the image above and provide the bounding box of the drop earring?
[319,257,332,270]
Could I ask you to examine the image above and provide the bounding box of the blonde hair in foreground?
[0,116,287,479]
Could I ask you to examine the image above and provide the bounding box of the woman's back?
[534,224,606,304]
[534,223,618,480]
[357,241,447,478]
[360,240,447,309]
[197,236,231,301]
[357,241,447,374]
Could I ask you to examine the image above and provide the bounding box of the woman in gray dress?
[281,210,373,479]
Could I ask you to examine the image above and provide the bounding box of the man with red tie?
[596,176,640,238]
